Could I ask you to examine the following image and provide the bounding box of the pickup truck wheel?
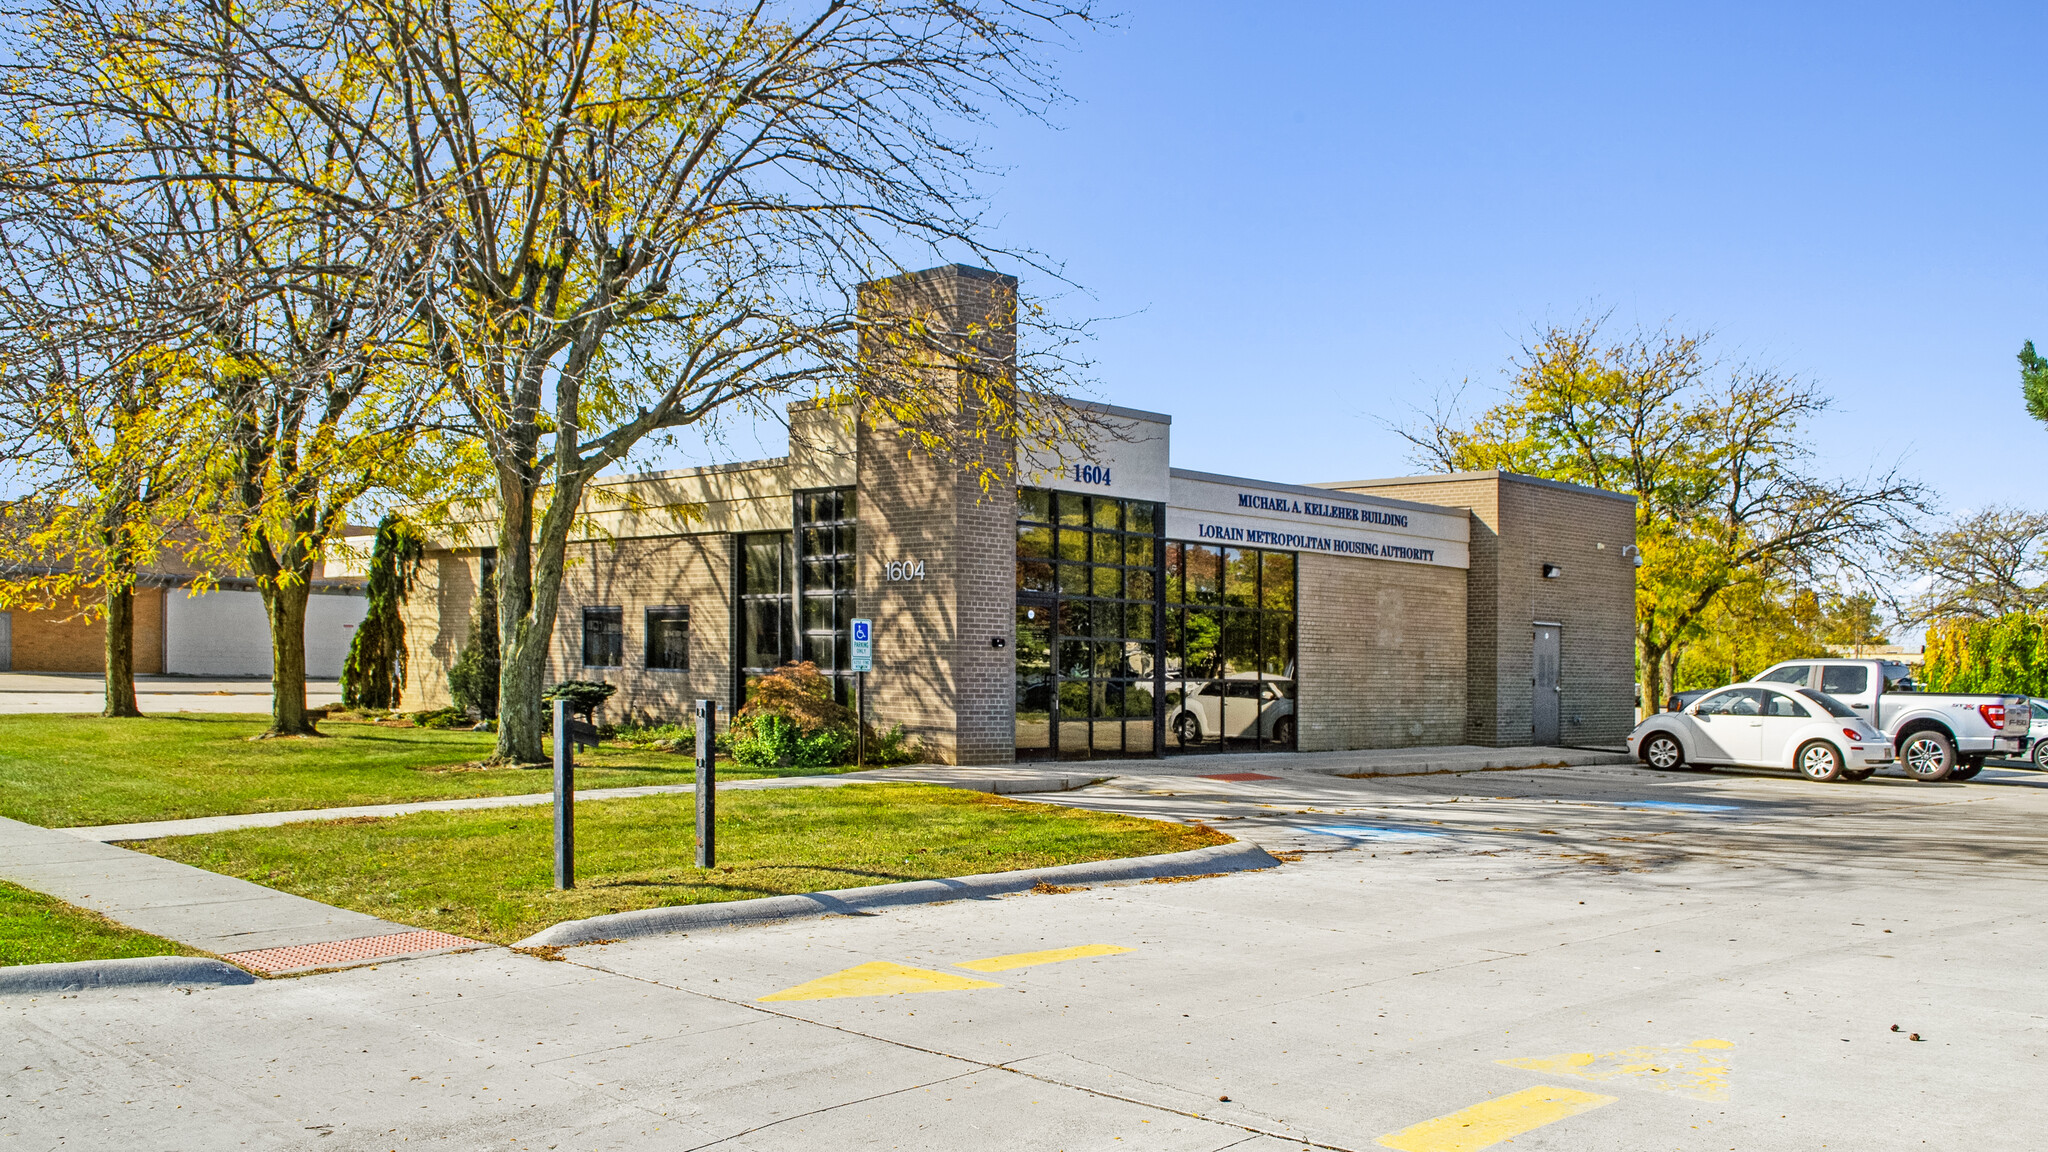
[1842,768,1875,782]
[2034,740,2048,770]
[1797,740,1844,782]
[1642,733,1684,770]
[1899,730,1956,782]
[1172,713,1202,747]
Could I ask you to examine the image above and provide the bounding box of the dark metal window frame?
[1160,542,1298,753]
[732,531,795,713]
[644,605,690,671]
[794,487,857,704]
[1015,488,1167,762]
[581,606,625,669]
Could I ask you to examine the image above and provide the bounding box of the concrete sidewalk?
[0,673,343,716]
[0,817,470,974]
[0,672,342,694]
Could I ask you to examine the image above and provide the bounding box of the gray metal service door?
[0,610,11,672]
[1532,624,1561,745]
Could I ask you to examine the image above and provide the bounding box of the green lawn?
[0,713,857,828]
[132,784,1230,945]
[0,880,197,967]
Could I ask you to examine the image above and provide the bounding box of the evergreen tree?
[339,515,424,710]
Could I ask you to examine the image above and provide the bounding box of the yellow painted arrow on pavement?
[1496,1037,1734,1102]
[758,961,1001,1002]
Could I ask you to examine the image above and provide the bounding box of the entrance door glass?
[1015,489,1165,761]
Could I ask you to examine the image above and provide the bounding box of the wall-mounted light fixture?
[1542,563,1562,579]
[1621,544,1643,569]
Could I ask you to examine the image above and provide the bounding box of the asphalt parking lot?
[7,760,2044,1151]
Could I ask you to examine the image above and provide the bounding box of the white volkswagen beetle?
[1628,683,1895,782]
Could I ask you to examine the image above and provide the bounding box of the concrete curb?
[0,955,256,995]
[516,841,1278,949]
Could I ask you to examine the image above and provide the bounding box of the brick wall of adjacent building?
[1319,471,1635,747]
[548,534,734,724]
[854,264,1018,765]
[2,587,166,674]
[1296,555,1467,751]
[399,551,482,710]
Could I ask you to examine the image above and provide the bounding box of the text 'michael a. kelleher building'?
[399,265,1638,762]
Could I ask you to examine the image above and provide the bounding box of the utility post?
[694,698,716,868]
[552,697,574,890]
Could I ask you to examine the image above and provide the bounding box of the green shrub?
[609,721,695,754]
[411,706,472,730]
[729,714,855,770]
[867,723,921,766]
[542,680,618,722]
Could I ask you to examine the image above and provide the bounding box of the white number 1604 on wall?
[885,560,926,581]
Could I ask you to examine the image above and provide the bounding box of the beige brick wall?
[399,551,480,711]
[853,264,1018,765]
[1320,471,1636,747]
[1296,555,1467,751]
[549,534,734,724]
[4,587,165,674]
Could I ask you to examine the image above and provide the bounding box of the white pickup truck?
[1753,658,2030,781]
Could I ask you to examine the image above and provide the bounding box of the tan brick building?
[400,265,1637,762]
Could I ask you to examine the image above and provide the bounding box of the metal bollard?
[694,698,716,868]
[553,697,574,890]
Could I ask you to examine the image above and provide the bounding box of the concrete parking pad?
[6,761,2045,1149]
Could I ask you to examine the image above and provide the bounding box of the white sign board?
[850,618,873,672]
[1166,472,1470,569]
[1015,401,1172,504]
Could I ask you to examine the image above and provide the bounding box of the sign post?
[694,698,716,868]
[552,697,574,890]
[850,618,873,768]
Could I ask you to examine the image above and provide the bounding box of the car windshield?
[1798,689,1859,719]
[1757,665,1809,686]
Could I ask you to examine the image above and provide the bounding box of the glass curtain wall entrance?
[1015,488,1165,760]
[795,488,857,704]
[1162,543,1297,751]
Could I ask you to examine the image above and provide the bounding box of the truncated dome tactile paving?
[223,930,479,975]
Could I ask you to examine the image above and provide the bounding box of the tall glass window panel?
[1016,487,1166,761]
[795,488,856,702]
[739,532,792,676]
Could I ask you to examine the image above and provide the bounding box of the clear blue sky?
[664,3,2044,518]
[937,0,2044,514]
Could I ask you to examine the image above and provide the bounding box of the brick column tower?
[855,264,1018,765]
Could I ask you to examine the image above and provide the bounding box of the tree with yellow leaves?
[0,181,209,718]
[1402,316,1929,716]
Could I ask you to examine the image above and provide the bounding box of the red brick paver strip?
[224,930,479,975]
[1199,772,1282,782]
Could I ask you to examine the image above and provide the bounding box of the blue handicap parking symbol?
[853,621,869,641]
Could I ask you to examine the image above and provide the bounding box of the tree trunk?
[102,584,141,718]
[491,465,585,766]
[1639,639,1670,722]
[492,470,543,764]
[260,580,318,736]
